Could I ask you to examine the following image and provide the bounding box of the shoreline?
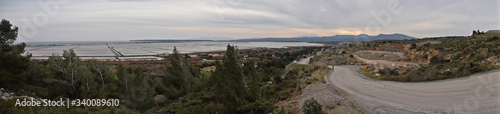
[29,45,327,61]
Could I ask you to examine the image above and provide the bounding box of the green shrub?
[410,43,417,49]
[487,36,499,42]
[303,98,322,114]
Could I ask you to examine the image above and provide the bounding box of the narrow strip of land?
[326,65,500,113]
[105,44,124,59]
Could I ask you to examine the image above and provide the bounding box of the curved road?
[326,65,500,113]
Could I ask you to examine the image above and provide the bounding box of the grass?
[200,71,211,78]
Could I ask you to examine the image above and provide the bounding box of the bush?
[487,36,499,42]
[430,55,443,64]
[303,98,322,114]
[410,43,417,49]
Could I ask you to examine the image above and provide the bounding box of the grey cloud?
[1,0,498,41]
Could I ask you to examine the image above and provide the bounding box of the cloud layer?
[0,0,498,41]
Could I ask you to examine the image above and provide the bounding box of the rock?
[154,95,166,104]
[1,96,7,101]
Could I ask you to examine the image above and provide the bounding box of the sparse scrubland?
[355,32,500,82]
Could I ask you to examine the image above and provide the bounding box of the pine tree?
[410,43,417,49]
[209,45,253,113]
[0,19,30,90]
[120,67,155,112]
[243,60,262,100]
[87,59,112,86]
[163,47,200,98]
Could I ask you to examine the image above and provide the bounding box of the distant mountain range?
[232,33,416,42]
[131,33,416,42]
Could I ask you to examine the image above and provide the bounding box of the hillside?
[360,35,500,81]
[308,31,499,82]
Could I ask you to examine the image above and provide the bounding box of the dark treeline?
[0,19,320,113]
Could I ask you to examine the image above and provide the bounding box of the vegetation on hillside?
[357,32,500,82]
[0,19,327,113]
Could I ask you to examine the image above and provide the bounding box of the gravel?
[298,84,360,113]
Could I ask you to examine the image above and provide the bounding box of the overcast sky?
[1,0,499,42]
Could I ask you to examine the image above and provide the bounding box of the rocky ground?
[298,84,362,114]
[0,88,15,101]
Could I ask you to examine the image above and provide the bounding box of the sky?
[1,0,499,42]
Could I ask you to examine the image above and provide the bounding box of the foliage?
[410,43,417,49]
[162,47,201,99]
[0,21,323,113]
[362,34,500,82]
[303,98,322,114]
[487,36,499,42]
[0,19,30,90]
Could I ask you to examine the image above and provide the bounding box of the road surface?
[326,65,500,113]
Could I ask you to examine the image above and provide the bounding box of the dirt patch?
[354,50,408,62]
[486,30,500,33]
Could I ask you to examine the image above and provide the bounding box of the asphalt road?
[326,65,500,114]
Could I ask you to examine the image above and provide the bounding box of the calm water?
[26,42,323,60]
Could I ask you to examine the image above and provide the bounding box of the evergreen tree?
[410,43,417,49]
[79,67,96,98]
[87,59,112,87]
[121,67,155,112]
[0,19,30,90]
[85,59,114,98]
[209,45,255,113]
[243,60,262,101]
[162,47,200,98]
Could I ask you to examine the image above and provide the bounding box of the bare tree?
[88,59,107,85]
[49,49,83,98]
